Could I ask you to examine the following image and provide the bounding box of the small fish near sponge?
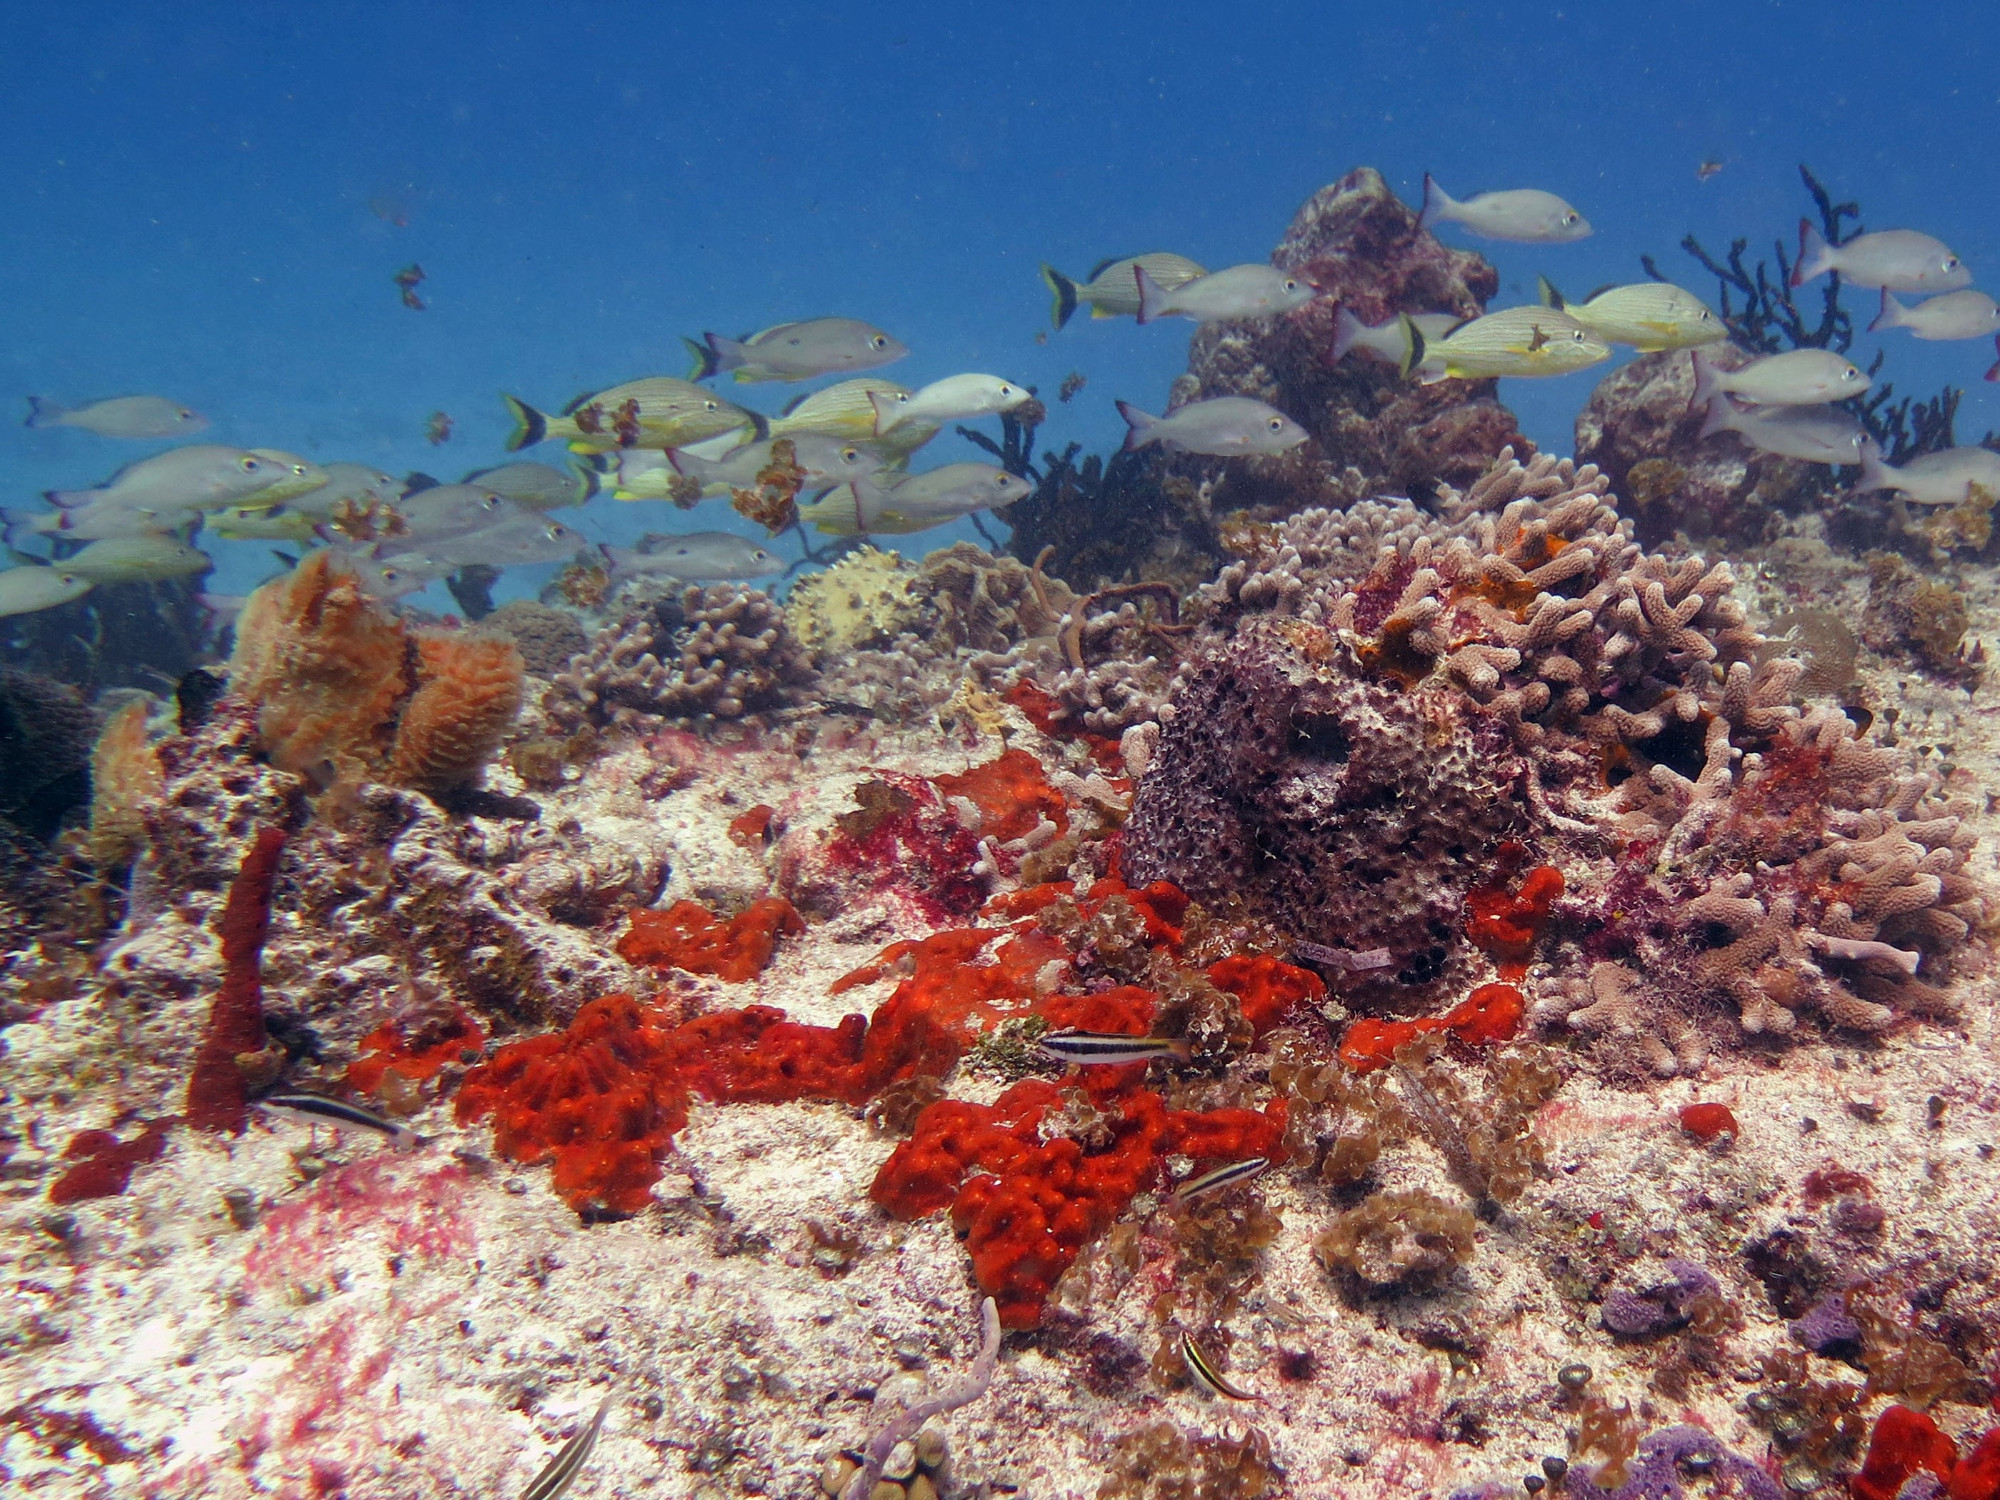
[228,550,524,803]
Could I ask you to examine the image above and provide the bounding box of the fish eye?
[871,335,888,349]
[240,457,263,472]
[704,400,718,411]
[1946,257,1962,270]
[1267,417,1283,431]
[1563,212,1579,225]
[1283,279,1298,291]
[179,409,193,419]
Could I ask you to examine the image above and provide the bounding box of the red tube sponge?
[186,825,289,1133]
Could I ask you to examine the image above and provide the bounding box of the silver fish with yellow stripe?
[503,378,764,453]
[1404,306,1610,383]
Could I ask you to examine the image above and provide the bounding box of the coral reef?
[86,699,164,869]
[228,552,524,801]
[544,583,814,731]
[186,823,291,1133]
[481,599,588,677]
[0,667,98,842]
[1130,448,1986,1056]
[617,896,805,981]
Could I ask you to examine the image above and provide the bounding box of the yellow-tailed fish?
[0,564,93,618]
[1690,347,1867,408]
[1404,307,1610,383]
[1794,222,1969,294]
[61,533,211,583]
[242,451,334,506]
[1117,396,1309,456]
[684,318,907,383]
[1537,277,1724,352]
[870,374,1031,435]
[463,460,596,510]
[617,434,890,501]
[47,445,301,513]
[25,395,208,439]
[1041,253,1207,328]
[503,377,763,453]
[1869,288,2000,342]
[210,503,321,543]
[768,378,939,457]
[1853,438,2000,507]
[1330,308,1462,365]
[599,534,783,582]
[286,461,407,520]
[1418,174,1591,243]
[1136,263,1318,325]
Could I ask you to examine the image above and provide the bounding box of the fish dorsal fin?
[779,389,816,417]
[1086,255,1136,283]
[1537,275,1565,309]
[1441,314,1477,339]
[560,391,596,416]
[1584,283,1617,304]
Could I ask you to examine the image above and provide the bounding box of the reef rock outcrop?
[1128,449,1989,1063]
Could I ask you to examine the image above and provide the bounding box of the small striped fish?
[1171,1157,1270,1204]
[522,1396,611,1500]
[256,1093,424,1150]
[1180,1331,1256,1401]
[1036,1030,1191,1066]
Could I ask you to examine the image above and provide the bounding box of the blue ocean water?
[3,0,1997,607]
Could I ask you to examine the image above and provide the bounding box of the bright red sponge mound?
[616,896,805,982]
[455,995,691,1216]
[1207,954,1327,1038]
[1465,855,1564,978]
[872,1081,1287,1329]
[457,984,964,1215]
[1337,981,1526,1072]
[1853,1405,1959,1500]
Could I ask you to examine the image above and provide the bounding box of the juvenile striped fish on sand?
[521,1396,612,1500]
[1171,1158,1270,1203]
[1036,1029,1191,1065]
[1180,1331,1257,1401]
[256,1092,424,1149]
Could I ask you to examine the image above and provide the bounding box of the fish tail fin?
[596,541,623,574]
[1417,172,1453,233]
[23,397,65,429]
[867,390,904,436]
[43,489,93,511]
[1988,334,2000,384]
[850,476,892,531]
[1399,315,1427,381]
[1792,218,1831,288]
[502,394,546,451]
[684,335,721,381]
[1696,394,1734,441]
[1115,400,1157,451]
[1330,306,1363,362]
[1042,264,1082,329]
[1868,288,1905,333]
[1537,275,1565,310]
[740,409,770,442]
[799,486,865,536]
[0,508,51,550]
[1855,436,1891,489]
[1688,348,1720,414]
[702,332,748,376]
[1134,265,1168,325]
[570,456,599,504]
